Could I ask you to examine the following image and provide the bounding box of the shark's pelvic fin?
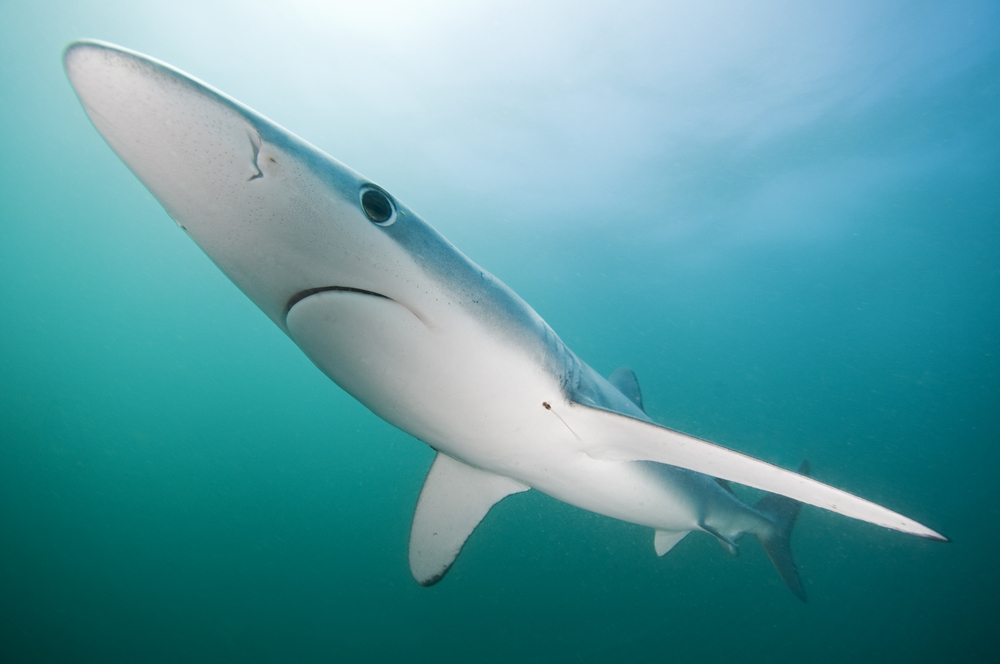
[654,529,689,556]
[608,367,644,413]
[409,453,529,586]
[570,403,947,541]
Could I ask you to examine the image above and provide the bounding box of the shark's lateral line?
[64,40,946,598]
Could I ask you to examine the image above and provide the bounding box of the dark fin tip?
[417,568,448,587]
[920,532,951,543]
[418,574,444,587]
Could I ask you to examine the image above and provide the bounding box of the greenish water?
[1,1,998,662]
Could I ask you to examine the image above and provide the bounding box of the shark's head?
[64,40,572,437]
[64,40,500,336]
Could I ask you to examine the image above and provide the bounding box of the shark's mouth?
[285,286,390,318]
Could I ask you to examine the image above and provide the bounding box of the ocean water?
[1,1,998,661]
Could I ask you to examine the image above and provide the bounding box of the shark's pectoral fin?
[570,403,947,541]
[654,529,689,556]
[409,453,529,587]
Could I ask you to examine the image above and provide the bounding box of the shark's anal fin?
[571,403,947,541]
[409,453,529,586]
[654,529,689,556]
[609,367,644,413]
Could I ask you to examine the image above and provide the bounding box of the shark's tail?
[754,460,810,602]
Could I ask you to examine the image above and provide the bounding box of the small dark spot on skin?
[269,157,276,162]
[543,402,551,410]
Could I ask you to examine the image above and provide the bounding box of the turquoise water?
[2,1,998,661]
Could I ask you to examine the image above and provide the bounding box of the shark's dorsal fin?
[608,367,644,413]
[409,453,529,586]
[654,529,689,556]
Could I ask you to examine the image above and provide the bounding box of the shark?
[64,40,946,600]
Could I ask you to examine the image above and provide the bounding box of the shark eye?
[360,187,396,226]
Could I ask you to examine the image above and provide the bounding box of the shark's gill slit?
[543,402,582,442]
[247,130,263,181]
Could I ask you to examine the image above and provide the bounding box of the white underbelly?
[284,289,729,535]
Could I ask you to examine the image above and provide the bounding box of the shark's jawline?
[286,286,389,317]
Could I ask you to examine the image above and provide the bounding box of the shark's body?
[65,41,945,598]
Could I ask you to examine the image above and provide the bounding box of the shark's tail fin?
[754,460,810,602]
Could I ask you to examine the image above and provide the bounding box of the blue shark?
[64,40,946,599]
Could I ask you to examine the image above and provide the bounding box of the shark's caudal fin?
[409,453,529,586]
[755,461,811,602]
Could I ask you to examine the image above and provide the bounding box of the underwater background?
[1,1,998,661]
